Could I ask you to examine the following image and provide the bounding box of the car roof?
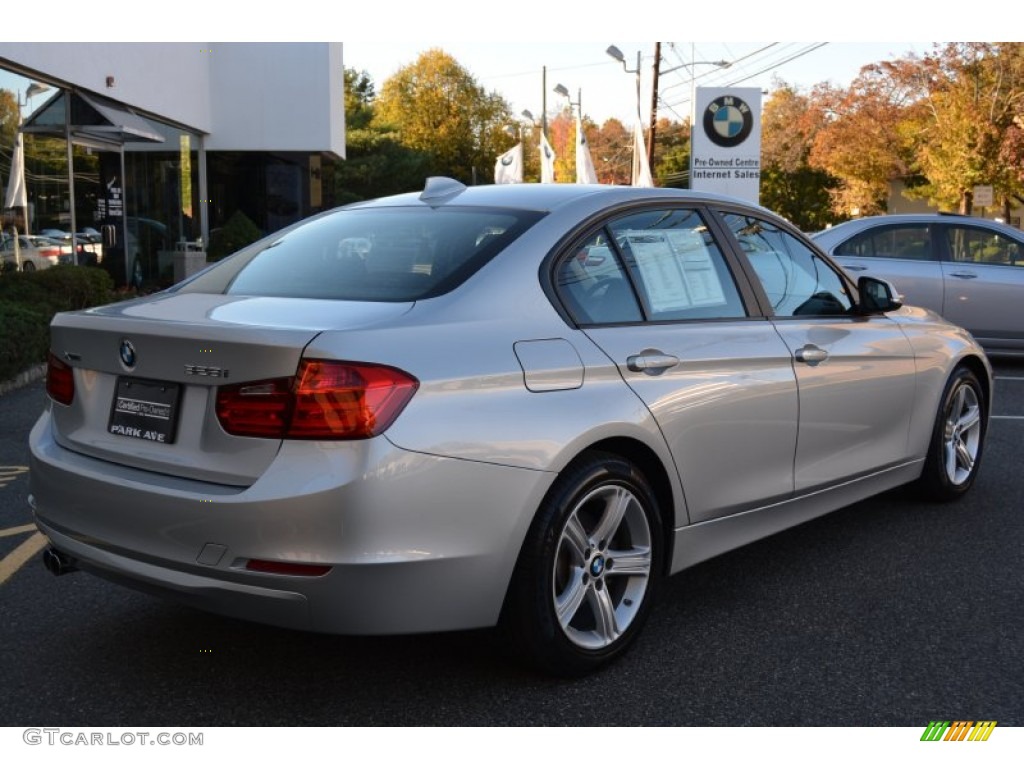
[812,213,1024,245]
[345,180,773,217]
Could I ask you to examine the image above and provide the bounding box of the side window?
[944,226,1023,266]
[835,225,933,261]
[722,212,853,317]
[607,208,747,321]
[555,231,643,325]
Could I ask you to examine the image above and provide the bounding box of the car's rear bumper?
[29,410,553,634]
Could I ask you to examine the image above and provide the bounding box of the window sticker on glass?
[622,231,727,312]
[664,231,727,306]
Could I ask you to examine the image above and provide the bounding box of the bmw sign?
[119,339,137,369]
[690,87,763,204]
[703,95,754,148]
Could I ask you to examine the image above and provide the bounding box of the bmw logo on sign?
[119,339,137,369]
[703,95,754,148]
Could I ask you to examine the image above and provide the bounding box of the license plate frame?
[107,377,182,445]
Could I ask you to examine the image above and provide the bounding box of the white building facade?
[0,42,345,285]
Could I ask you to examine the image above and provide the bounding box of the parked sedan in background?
[813,213,1024,355]
[0,233,63,271]
[30,181,991,676]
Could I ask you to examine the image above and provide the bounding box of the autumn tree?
[760,81,840,231]
[334,69,432,202]
[374,49,515,185]
[911,43,1024,216]
[808,59,925,217]
[588,118,632,185]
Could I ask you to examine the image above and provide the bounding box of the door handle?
[948,271,978,279]
[795,345,828,366]
[627,351,680,374]
[843,264,868,271]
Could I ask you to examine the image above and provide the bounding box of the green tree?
[374,49,515,184]
[651,117,689,188]
[344,68,375,131]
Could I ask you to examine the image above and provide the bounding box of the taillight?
[46,353,75,405]
[215,359,418,440]
[38,247,61,258]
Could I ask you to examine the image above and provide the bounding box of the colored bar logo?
[921,721,997,741]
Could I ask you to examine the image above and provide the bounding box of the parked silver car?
[812,213,1024,355]
[30,180,991,675]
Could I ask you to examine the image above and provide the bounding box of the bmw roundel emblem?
[119,339,137,369]
[703,95,754,148]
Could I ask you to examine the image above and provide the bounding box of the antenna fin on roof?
[420,177,467,207]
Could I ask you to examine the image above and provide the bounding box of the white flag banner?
[575,116,599,184]
[494,143,523,184]
[540,132,557,184]
[4,131,27,209]
[631,115,654,188]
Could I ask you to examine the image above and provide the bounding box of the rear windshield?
[221,206,545,301]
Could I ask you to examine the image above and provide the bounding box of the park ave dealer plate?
[108,377,181,444]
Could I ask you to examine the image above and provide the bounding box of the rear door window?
[834,224,934,261]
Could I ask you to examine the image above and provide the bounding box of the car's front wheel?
[917,366,987,501]
[504,452,663,676]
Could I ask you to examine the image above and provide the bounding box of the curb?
[0,363,47,398]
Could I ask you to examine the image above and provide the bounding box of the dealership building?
[0,42,344,285]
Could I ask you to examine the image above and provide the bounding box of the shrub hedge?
[0,266,117,382]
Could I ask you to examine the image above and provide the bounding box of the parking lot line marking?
[992,415,1024,420]
[0,523,37,538]
[0,532,47,587]
[994,376,1024,381]
[0,465,29,488]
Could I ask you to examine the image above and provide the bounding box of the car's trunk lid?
[48,293,413,486]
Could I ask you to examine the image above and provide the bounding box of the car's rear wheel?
[917,366,987,501]
[22,261,35,272]
[503,451,663,676]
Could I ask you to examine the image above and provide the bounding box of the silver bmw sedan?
[30,179,991,676]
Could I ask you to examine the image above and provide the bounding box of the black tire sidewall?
[505,452,664,676]
[920,367,986,500]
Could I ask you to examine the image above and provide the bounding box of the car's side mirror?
[857,276,903,314]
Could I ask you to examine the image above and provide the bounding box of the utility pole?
[648,42,661,169]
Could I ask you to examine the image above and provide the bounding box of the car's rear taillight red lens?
[216,359,418,440]
[46,353,75,405]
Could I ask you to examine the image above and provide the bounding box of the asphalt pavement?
[1,362,1022,726]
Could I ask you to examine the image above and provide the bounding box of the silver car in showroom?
[812,213,1024,356]
[30,180,991,676]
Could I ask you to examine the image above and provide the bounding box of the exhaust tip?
[42,547,78,576]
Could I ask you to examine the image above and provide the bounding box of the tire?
[916,366,987,501]
[22,261,35,272]
[503,451,664,676]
